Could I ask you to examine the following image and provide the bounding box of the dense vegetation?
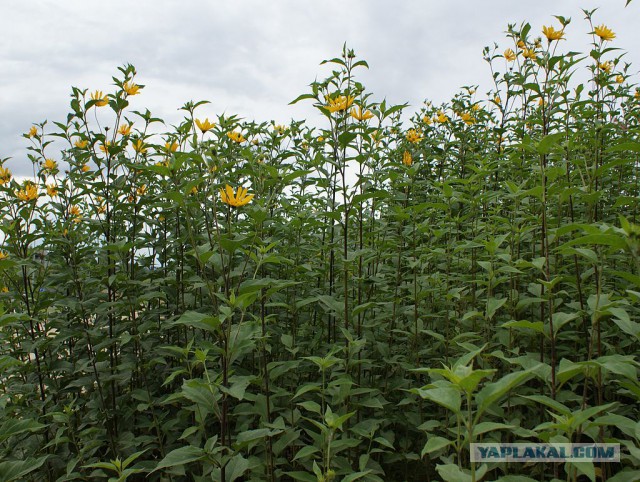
[1,9,639,482]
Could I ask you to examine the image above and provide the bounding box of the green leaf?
[475,368,536,420]
[171,311,221,333]
[293,445,320,461]
[421,436,451,457]
[536,132,565,154]
[436,463,472,482]
[0,419,45,444]
[486,297,507,320]
[225,453,249,482]
[413,386,461,414]
[153,446,206,472]
[0,457,48,482]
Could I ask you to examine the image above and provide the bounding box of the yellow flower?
[423,115,433,125]
[28,126,38,138]
[99,141,111,154]
[195,118,216,133]
[43,158,57,171]
[1,286,7,293]
[273,125,286,134]
[598,61,613,73]
[132,139,147,154]
[471,103,480,111]
[635,89,640,100]
[74,139,88,149]
[123,81,141,95]
[190,186,198,195]
[325,95,355,113]
[118,123,132,136]
[0,251,8,261]
[406,128,423,143]
[350,106,374,121]
[136,184,147,196]
[616,75,624,84]
[460,112,475,125]
[90,90,109,107]
[251,138,260,145]
[494,95,502,105]
[16,183,38,202]
[468,88,476,95]
[542,25,564,42]
[219,184,254,207]
[594,24,615,41]
[69,205,81,222]
[227,131,246,143]
[0,166,12,185]
[46,183,58,197]
[504,48,517,62]
[317,136,324,142]
[436,111,448,123]
[538,97,545,107]
[402,150,412,166]
[517,40,526,49]
[165,141,179,152]
[81,164,90,172]
[97,204,106,214]
[522,48,537,60]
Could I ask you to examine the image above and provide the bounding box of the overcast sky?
[2,0,638,176]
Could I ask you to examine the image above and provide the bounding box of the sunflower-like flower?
[46,183,58,197]
[69,205,81,223]
[273,125,287,135]
[227,131,246,143]
[81,164,91,173]
[74,139,88,149]
[460,112,475,125]
[99,141,112,154]
[542,25,564,42]
[42,158,57,171]
[195,118,216,133]
[27,126,38,138]
[402,151,412,166]
[423,115,433,125]
[598,61,613,73]
[494,95,502,105]
[435,111,448,123]
[137,184,147,196]
[616,75,624,84]
[16,183,38,202]
[325,95,355,113]
[118,123,133,136]
[219,185,254,207]
[0,251,8,261]
[123,81,141,95]
[132,139,147,154]
[504,48,517,62]
[350,106,374,121]
[522,48,537,60]
[90,90,109,107]
[165,141,179,152]
[594,24,615,42]
[0,166,12,185]
[406,128,423,143]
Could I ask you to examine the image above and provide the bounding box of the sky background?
[2,0,638,176]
